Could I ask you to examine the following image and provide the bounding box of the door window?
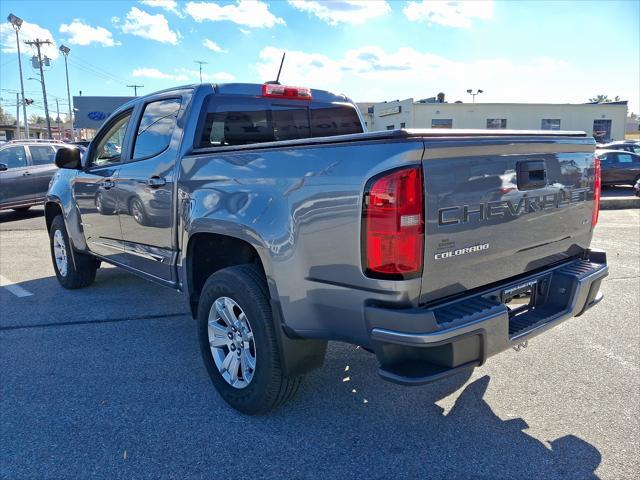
[133,98,181,159]
[616,153,634,163]
[29,145,56,165]
[0,146,27,169]
[91,112,132,167]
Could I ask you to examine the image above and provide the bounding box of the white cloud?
[140,0,185,17]
[253,45,590,107]
[256,46,343,85]
[178,68,236,82]
[403,0,494,28]
[121,7,181,44]
[185,1,285,28]
[132,67,235,83]
[288,0,391,26]
[132,67,189,81]
[203,39,227,53]
[59,19,118,47]
[0,20,59,59]
[239,28,251,35]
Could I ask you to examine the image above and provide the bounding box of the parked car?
[595,148,640,186]
[47,83,607,414]
[598,140,640,154]
[0,140,68,212]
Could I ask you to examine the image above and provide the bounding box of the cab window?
[0,146,27,169]
[91,112,132,167]
[133,98,181,160]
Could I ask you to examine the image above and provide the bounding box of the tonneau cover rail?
[189,128,591,156]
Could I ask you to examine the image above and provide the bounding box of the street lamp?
[59,44,74,140]
[7,13,29,139]
[466,89,484,103]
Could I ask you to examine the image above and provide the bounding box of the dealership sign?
[73,96,134,129]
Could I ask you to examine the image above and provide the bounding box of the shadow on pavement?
[0,207,44,224]
[0,272,601,478]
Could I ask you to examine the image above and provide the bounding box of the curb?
[600,197,639,210]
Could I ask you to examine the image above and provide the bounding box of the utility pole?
[16,93,20,139]
[127,84,144,97]
[194,60,207,83]
[59,45,73,140]
[24,38,53,139]
[56,98,61,140]
[7,14,29,139]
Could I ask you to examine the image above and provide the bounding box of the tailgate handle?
[517,160,547,190]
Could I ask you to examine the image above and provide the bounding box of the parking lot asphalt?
[1,206,638,479]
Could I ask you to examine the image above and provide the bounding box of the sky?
[1,0,638,121]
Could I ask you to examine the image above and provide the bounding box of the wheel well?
[186,233,266,318]
[45,202,63,232]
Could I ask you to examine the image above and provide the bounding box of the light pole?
[59,44,74,140]
[466,89,483,103]
[7,13,29,139]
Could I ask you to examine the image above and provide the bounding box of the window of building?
[541,119,561,130]
[400,122,406,128]
[386,125,395,130]
[431,119,452,129]
[29,145,57,165]
[486,119,507,129]
[133,98,182,159]
[593,119,612,143]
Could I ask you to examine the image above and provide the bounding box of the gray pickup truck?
[47,83,608,414]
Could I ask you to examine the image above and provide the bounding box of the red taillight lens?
[363,167,424,279]
[262,83,312,100]
[592,156,601,227]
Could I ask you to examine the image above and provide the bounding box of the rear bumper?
[366,250,608,385]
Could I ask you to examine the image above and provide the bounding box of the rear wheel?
[197,264,302,414]
[49,215,99,289]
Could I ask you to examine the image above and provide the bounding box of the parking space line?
[0,275,33,298]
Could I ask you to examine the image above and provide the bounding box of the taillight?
[262,83,312,100]
[592,156,601,227]
[362,166,424,279]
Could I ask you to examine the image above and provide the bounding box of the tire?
[129,197,147,225]
[197,264,302,415]
[12,206,31,213]
[49,215,99,289]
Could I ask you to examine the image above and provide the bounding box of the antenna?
[265,52,286,85]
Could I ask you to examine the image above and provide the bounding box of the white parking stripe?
[0,275,33,298]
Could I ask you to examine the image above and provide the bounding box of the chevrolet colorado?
[47,83,608,414]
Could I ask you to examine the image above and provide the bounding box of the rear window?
[198,98,362,147]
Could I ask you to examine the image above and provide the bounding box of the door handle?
[147,176,166,188]
[22,171,31,176]
[101,180,115,190]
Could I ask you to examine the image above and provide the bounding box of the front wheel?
[49,215,99,289]
[197,264,302,414]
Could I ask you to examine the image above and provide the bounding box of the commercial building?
[358,98,628,143]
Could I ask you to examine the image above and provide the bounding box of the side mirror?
[55,147,82,170]
[0,163,7,172]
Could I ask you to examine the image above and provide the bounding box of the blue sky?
[1,0,638,120]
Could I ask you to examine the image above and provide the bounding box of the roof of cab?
[111,82,351,118]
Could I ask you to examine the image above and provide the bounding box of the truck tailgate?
[420,135,597,304]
